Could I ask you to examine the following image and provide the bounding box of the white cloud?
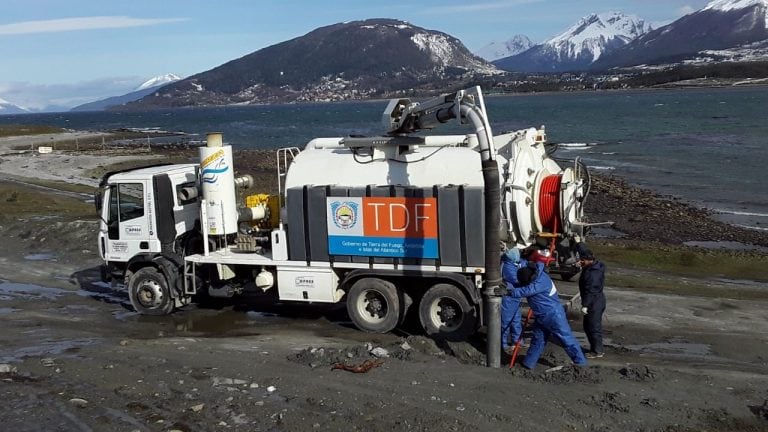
[679,5,698,15]
[0,77,143,111]
[425,0,544,14]
[0,16,189,36]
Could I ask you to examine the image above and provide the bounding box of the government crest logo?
[330,201,358,230]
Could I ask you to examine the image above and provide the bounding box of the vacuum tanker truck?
[96,86,589,342]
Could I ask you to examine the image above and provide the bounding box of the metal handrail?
[275,147,301,220]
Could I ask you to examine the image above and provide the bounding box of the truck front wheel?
[419,283,476,341]
[127,267,175,315]
[346,278,401,334]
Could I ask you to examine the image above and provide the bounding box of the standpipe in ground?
[482,159,503,368]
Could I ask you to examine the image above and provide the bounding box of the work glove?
[573,234,581,243]
[498,287,511,296]
[581,307,589,315]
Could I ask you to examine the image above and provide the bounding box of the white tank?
[285,139,485,189]
[200,133,238,235]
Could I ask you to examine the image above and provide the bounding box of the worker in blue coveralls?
[508,260,588,369]
[500,247,525,354]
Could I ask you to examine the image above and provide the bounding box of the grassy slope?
[0,182,94,219]
[592,240,768,301]
[0,124,65,138]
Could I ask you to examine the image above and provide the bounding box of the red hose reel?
[538,174,562,233]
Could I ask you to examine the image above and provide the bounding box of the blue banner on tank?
[328,236,438,258]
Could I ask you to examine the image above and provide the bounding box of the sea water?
[2,86,766,230]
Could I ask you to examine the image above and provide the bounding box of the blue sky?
[0,0,712,110]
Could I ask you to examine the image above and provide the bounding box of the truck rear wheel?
[419,283,475,341]
[128,267,175,316]
[346,278,401,334]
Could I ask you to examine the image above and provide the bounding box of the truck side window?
[119,183,145,222]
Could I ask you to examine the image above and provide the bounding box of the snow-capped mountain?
[475,35,534,61]
[494,12,652,72]
[136,73,182,91]
[704,0,768,25]
[71,73,182,111]
[594,0,768,69]
[0,97,29,115]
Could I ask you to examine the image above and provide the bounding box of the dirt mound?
[619,364,657,382]
[509,364,604,384]
[288,339,425,369]
[508,363,659,387]
[587,391,631,414]
[287,336,492,370]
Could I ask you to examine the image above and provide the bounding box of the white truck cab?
[98,164,199,262]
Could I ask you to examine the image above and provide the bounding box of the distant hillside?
[607,60,768,88]
[125,19,500,109]
[0,97,29,115]
[71,74,181,111]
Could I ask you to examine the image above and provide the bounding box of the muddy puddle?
[2,277,462,356]
[0,280,71,300]
[0,338,101,363]
[23,252,57,261]
[77,280,130,306]
[627,340,711,358]
[115,307,341,340]
[624,337,736,364]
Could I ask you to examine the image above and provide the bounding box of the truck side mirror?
[94,190,103,211]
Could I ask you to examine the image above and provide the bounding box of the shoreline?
[0,131,109,153]
[0,130,766,251]
[3,82,768,118]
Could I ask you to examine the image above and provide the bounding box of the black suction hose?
[482,159,503,368]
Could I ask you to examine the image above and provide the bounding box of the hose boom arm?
[382,86,496,161]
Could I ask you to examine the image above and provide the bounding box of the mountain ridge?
[136,73,182,91]
[0,97,29,115]
[71,74,182,112]
[494,12,651,72]
[475,35,534,61]
[125,19,500,109]
[594,0,768,69]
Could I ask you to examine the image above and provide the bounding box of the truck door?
[100,181,155,262]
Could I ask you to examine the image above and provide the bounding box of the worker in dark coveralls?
[500,248,525,353]
[507,261,587,368]
[577,245,606,358]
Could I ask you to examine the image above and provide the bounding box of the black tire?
[418,283,476,342]
[560,271,579,282]
[127,267,175,315]
[346,278,401,334]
